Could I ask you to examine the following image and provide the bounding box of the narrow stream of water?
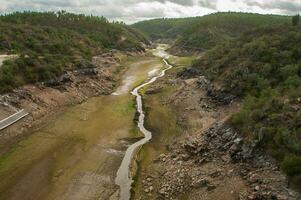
[115,56,172,200]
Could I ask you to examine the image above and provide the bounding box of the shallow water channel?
[115,48,172,200]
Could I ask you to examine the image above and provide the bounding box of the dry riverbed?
[0,52,164,200]
[2,47,299,200]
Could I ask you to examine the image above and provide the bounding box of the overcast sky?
[0,0,300,24]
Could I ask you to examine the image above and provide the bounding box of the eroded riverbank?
[131,56,301,200]
[0,47,165,200]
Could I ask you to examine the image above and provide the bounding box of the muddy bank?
[0,48,165,200]
[133,56,301,200]
[0,51,143,153]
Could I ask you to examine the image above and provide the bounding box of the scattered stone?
[206,89,236,105]
[192,178,209,188]
[135,70,301,200]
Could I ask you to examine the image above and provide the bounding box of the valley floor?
[0,47,300,200]
[0,50,163,200]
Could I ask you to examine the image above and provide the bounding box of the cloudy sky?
[0,0,300,24]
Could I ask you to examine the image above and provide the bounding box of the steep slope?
[133,12,290,50]
[181,23,301,186]
[0,11,149,93]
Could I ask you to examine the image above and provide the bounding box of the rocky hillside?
[133,12,290,51]
[180,23,301,187]
[0,11,149,93]
[133,56,300,199]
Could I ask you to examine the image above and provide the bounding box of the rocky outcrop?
[43,73,73,87]
[136,64,301,200]
[206,89,236,105]
[153,123,300,200]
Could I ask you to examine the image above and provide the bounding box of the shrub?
[281,155,301,176]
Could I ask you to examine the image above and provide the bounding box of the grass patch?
[167,55,195,67]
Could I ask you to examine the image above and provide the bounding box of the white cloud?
[216,0,301,15]
[0,0,299,24]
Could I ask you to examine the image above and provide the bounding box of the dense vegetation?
[133,12,290,50]
[133,17,195,40]
[188,23,301,183]
[0,11,148,93]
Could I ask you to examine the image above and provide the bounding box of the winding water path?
[115,55,173,200]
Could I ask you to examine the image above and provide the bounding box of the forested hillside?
[133,12,290,50]
[0,11,149,93]
[132,17,194,40]
[182,23,301,184]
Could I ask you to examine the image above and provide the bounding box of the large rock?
[183,139,208,155]
[43,73,73,87]
[206,89,236,105]
[197,76,210,87]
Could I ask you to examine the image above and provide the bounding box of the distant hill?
[132,17,193,40]
[133,12,291,50]
[182,23,301,185]
[0,11,149,93]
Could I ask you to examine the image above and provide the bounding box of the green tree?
[292,14,300,26]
